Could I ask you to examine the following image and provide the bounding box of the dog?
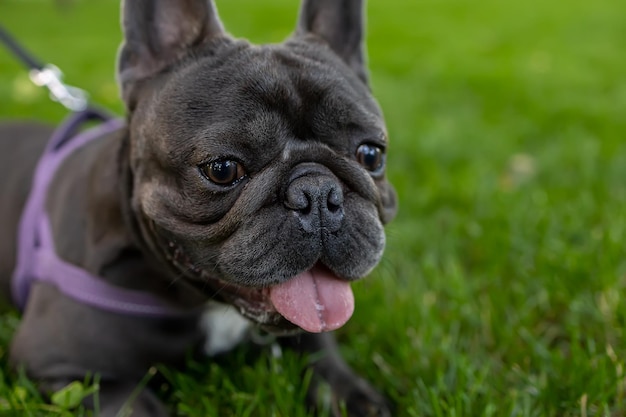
[0,0,397,415]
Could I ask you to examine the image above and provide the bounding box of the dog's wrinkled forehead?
[137,40,385,167]
[118,0,387,160]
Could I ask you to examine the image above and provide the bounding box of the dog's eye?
[199,160,246,186]
[356,144,385,173]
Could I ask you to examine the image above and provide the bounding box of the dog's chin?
[199,275,304,336]
[152,227,357,335]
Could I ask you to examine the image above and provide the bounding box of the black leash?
[0,23,89,112]
[0,25,44,70]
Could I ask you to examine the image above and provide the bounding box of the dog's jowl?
[0,1,397,416]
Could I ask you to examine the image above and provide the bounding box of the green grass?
[1,0,626,415]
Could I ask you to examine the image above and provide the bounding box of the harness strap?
[12,110,183,317]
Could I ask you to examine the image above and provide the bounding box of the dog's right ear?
[117,0,225,108]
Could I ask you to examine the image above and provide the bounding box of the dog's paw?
[310,374,391,417]
[340,377,392,417]
[346,380,391,417]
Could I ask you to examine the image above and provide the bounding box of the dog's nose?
[285,169,344,234]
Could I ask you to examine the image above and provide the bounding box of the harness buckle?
[29,64,89,112]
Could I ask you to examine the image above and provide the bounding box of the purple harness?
[12,109,180,317]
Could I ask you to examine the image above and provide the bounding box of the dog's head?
[117,0,397,334]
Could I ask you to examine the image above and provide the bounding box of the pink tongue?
[269,265,355,333]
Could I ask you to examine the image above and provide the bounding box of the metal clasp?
[29,64,89,112]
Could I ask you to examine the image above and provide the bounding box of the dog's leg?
[10,284,201,417]
[279,332,391,417]
[40,379,169,417]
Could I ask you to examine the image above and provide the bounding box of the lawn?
[1,0,625,416]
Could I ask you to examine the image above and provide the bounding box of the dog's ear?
[117,0,225,107]
[295,0,368,84]
[379,181,397,224]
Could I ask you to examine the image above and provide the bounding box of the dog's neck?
[45,126,206,310]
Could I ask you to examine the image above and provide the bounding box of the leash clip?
[29,64,89,112]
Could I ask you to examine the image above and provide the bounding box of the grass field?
[1,0,626,415]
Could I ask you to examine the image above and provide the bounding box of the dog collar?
[11,109,184,317]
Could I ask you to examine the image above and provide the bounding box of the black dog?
[0,0,397,415]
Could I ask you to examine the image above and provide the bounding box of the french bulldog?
[0,0,397,415]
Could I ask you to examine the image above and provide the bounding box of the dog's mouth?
[154,228,355,334]
[212,263,355,334]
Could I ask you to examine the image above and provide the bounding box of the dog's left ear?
[295,0,369,84]
[379,181,398,224]
[117,0,226,108]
